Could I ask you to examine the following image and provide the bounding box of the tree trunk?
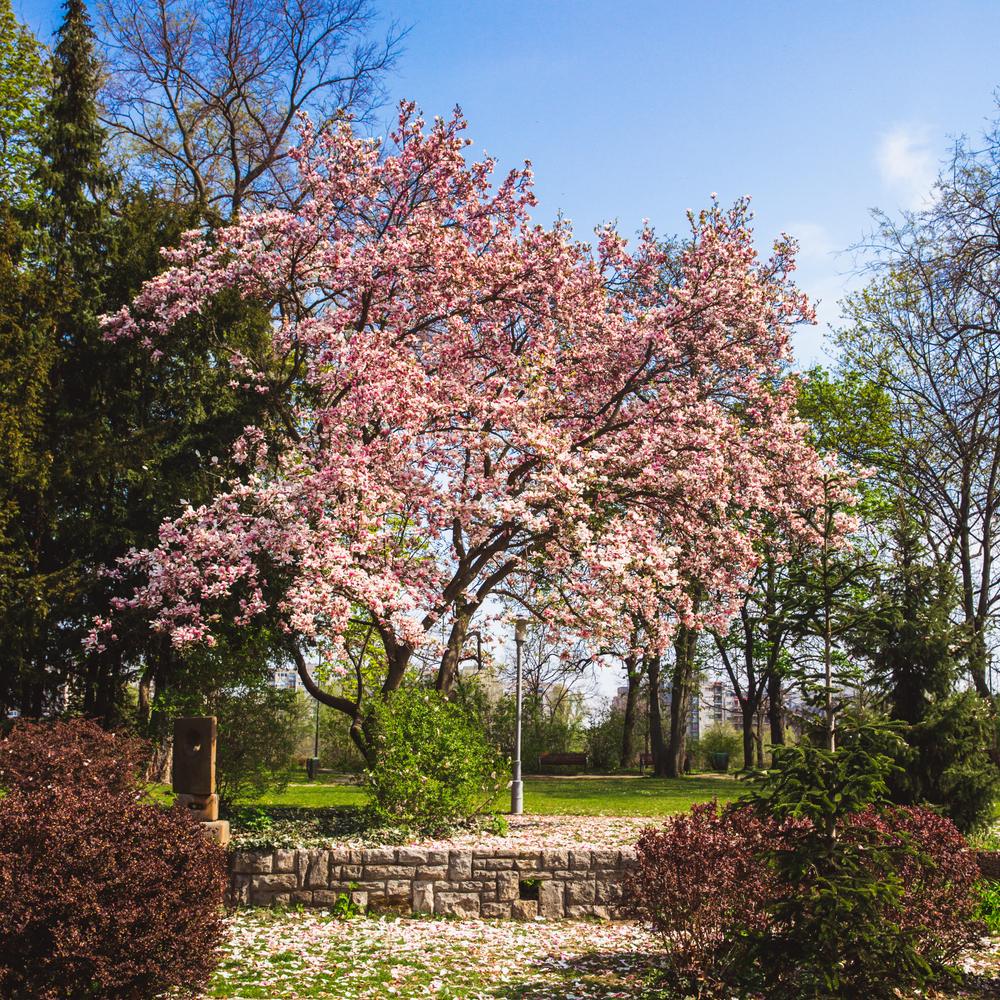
[741,701,755,771]
[666,625,697,778]
[435,605,472,695]
[621,654,641,768]
[767,670,784,751]
[647,654,668,777]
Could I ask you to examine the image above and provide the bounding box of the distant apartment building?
[271,665,300,691]
[701,679,741,728]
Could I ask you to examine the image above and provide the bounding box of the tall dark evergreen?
[0,0,280,725]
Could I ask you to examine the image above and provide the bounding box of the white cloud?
[785,221,836,263]
[876,124,938,210]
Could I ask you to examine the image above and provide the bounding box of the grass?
[200,908,667,999]
[246,773,743,816]
[199,908,1000,999]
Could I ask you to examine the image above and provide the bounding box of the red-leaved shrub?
[625,802,778,986]
[0,719,227,999]
[848,805,984,966]
[0,717,148,795]
[627,802,983,994]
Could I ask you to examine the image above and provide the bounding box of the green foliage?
[908,690,1000,833]
[860,518,1000,833]
[0,0,47,205]
[976,880,1000,934]
[211,686,311,807]
[364,686,507,834]
[690,723,742,772]
[585,702,624,771]
[318,702,367,773]
[744,723,938,998]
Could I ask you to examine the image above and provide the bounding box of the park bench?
[538,751,588,773]
[638,751,655,773]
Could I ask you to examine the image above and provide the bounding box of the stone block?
[497,871,519,902]
[175,792,219,822]
[539,880,564,918]
[591,849,619,870]
[229,875,251,906]
[200,819,229,846]
[385,880,411,902]
[304,852,329,889]
[313,890,348,905]
[541,849,569,870]
[511,899,538,920]
[266,892,292,907]
[448,850,473,881]
[341,865,362,880]
[328,847,352,865]
[434,892,481,918]
[566,904,597,918]
[397,847,429,865]
[234,851,272,875]
[480,901,510,919]
[513,857,542,872]
[411,882,434,913]
[565,879,596,905]
[290,890,313,905]
[425,850,450,865]
[568,850,592,870]
[476,858,516,871]
[272,849,296,873]
[415,865,448,880]
[364,847,397,865]
[595,876,624,904]
[253,873,297,892]
[350,891,369,910]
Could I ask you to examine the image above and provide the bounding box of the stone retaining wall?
[229,846,637,919]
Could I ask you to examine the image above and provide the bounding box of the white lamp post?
[511,617,529,814]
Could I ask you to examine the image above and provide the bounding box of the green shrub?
[743,724,942,998]
[690,723,742,772]
[976,880,1000,934]
[211,684,311,806]
[585,703,624,772]
[364,686,507,834]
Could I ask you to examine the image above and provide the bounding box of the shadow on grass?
[480,949,1000,1000]
[483,949,673,1000]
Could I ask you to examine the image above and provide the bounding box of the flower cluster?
[94,104,832,675]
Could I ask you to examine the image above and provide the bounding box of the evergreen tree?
[0,0,47,206]
[0,0,280,723]
[861,512,1000,831]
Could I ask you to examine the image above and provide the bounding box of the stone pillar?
[172,716,229,846]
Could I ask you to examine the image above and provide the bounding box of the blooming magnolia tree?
[94,105,827,747]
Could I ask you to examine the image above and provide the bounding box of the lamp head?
[514,618,530,644]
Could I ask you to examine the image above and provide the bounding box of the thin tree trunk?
[667,625,697,778]
[647,654,668,777]
[621,654,641,768]
[767,671,784,751]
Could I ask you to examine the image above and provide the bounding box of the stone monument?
[172,716,230,846]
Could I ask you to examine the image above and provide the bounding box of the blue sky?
[15,0,1000,365]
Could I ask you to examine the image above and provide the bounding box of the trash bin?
[708,751,729,773]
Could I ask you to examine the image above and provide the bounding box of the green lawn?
[249,773,742,816]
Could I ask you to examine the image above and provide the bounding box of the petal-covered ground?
[202,910,665,999]
[418,814,656,851]
[200,910,1000,1000]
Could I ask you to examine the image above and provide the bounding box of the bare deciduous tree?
[98,0,401,217]
[842,119,1000,697]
